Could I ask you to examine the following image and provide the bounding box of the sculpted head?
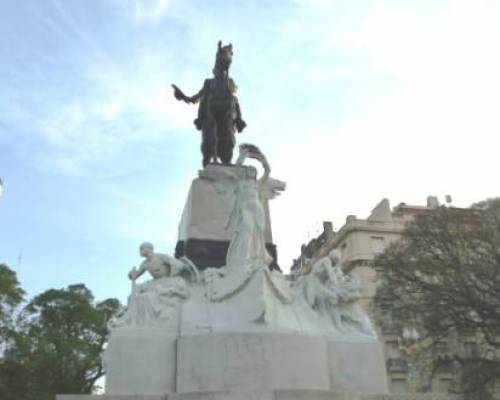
[216,40,233,68]
[328,249,341,267]
[139,242,154,257]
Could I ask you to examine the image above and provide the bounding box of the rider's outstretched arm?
[172,80,207,104]
[188,85,206,104]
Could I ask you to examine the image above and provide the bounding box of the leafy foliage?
[374,199,500,397]
[0,282,121,400]
[0,263,25,338]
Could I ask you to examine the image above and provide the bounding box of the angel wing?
[259,178,286,200]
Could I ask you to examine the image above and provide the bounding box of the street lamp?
[400,325,421,392]
[403,326,420,342]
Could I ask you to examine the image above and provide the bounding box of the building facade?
[290,197,456,393]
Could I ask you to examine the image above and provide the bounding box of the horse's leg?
[213,109,223,165]
[212,122,219,164]
[218,109,235,165]
[201,129,210,168]
[201,115,216,167]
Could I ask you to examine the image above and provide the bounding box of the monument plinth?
[175,164,279,270]
[59,145,391,400]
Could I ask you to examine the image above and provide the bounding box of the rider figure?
[172,41,246,166]
[193,76,246,134]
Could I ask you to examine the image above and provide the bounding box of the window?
[383,309,401,333]
[391,378,408,393]
[340,243,347,260]
[371,236,385,255]
[464,342,479,358]
[435,341,448,356]
[386,341,401,359]
[437,378,452,392]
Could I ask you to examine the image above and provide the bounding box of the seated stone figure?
[301,249,376,336]
[110,242,197,328]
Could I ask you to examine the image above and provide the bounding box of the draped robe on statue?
[226,177,273,269]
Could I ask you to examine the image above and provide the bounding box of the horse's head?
[214,41,233,74]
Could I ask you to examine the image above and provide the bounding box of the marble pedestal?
[57,166,458,400]
[175,165,279,270]
[58,391,458,400]
[176,333,388,394]
[103,328,177,396]
[98,331,388,397]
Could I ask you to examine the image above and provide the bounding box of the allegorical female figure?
[225,144,273,270]
[201,144,285,303]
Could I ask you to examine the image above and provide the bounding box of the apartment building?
[290,196,456,393]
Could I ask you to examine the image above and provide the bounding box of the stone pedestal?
[103,328,177,396]
[99,330,388,396]
[57,161,457,400]
[175,165,279,270]
[84,266,391,399]
[177,333,331,393]
[58,392,459,400]
[176,333,388,394]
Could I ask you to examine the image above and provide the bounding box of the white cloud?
[116,0,170,22]
[112,0,170,21]
[8,0,500,273]
[131,0,170,21]
[268,1,500,270]
[32,58,198,176]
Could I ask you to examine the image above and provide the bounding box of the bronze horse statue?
[172,41,246,167]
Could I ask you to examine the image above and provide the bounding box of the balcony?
[386,358,409,373]
[382,320,402,334]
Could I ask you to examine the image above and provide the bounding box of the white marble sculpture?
[110,242,198,328]
[202,144,288,303]
[90,147,391,399]
[226,144,275,270]
[298,249,376,336]
[195,144,285,270]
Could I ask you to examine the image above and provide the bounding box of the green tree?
[374,199,500,398]
[0,263,25,339]
[0,284,121,400]
[0,264,25,400]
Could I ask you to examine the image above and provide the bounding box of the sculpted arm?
[259,157,270,185]
[129,260,147,281]
[235,144,271,185]
[171,80,208,104]
[159,254,186,276]
[158,253,199,282]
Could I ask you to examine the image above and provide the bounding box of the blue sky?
[1,0,499,303]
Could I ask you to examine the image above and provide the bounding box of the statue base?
[103,328,177,396]
[176,333,388,394]
[98,332,388,396]
[89,271,391,397]
[176,165,280,271]
[58,391,458,400]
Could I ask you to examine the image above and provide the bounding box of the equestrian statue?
[172,41,247,167]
